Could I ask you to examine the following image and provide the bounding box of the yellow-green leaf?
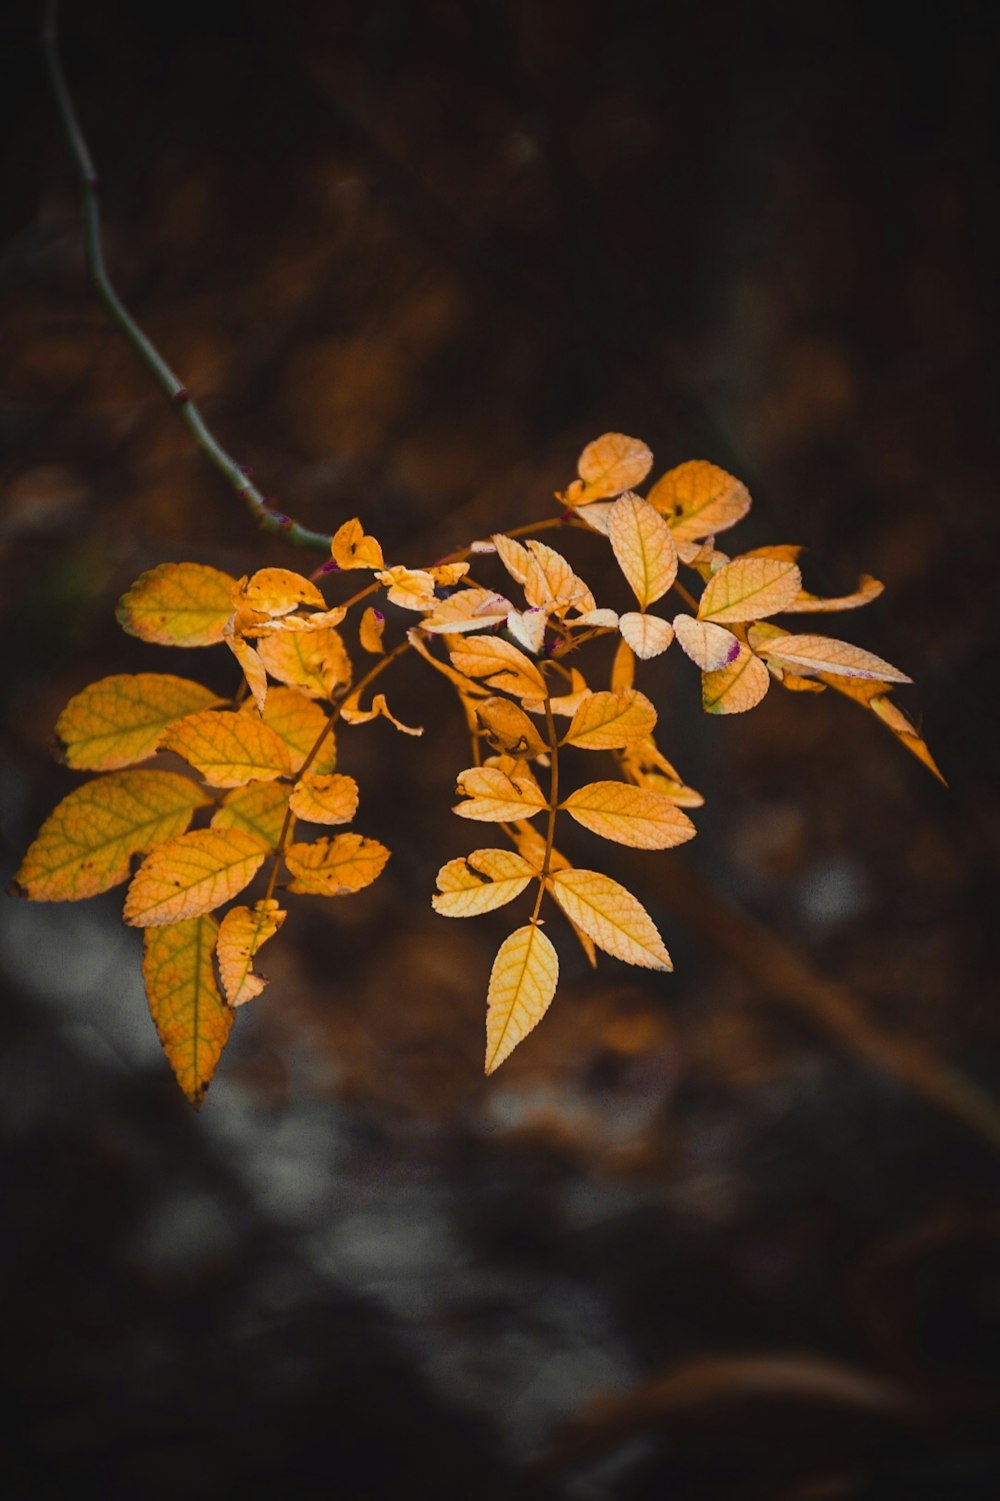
[548,869,671,969]
[564,689,657,750]
[701,641,771,714]
[607,491,678,609]
[212,781,290,849]
[484,923,559,1073]
[116,562,238,647]
[123,827,266,927]
[561,780,696,850]
[647,460,751,541]
[432,848,535,918]
[284,833,390,895]
[161,709,293,787]
[216,899,286,1007]
[142,915,231,1106]
[13,770,210,902]
[697,556,802,624]
[54,673,223,771]
[256,625,352,699]
[288,773,358,825]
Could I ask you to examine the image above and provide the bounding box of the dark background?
[1,1,998,1497]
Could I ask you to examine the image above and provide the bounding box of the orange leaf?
[568,432,653,503]
[522,539,596,614]
[224,621,268,714]
[701,641,770,715]
[448,636,547,700]
[216,899,286,1007]
[375,566,437,611]
[123,827,267,926]
[142,915,232,1106]
[697,556,802,624]
[161,709,292,787]
[238,568,326,616]
[647,460,751,541]
[432,848,535,918]
[240,687,336,774]
[454,766,548,822]
[564,689,657,750]
[673,613,742,671]
[340,690,423,736]
[288,772,359,824]
[331,517,385,571]
[783,574,884,613]
[548,869,671,969]
[561,780,696,849]
[422,587,512,633]
[753,632,911,683]
[284,833,390,895]
[607,492,678,608]
[359,606,385,654]
[54,673,222,771]
[13,770,210,902]
[116,562,238,647]
[484,923,559,1073]
[475,696,547,757]
[255,624,352,699]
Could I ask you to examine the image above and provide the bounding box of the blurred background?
[1,1,998,1496]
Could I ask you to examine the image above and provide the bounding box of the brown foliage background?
[1,1,997,1497]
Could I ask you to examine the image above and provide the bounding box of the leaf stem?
[530,692,559,923]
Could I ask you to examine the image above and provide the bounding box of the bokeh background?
[1,1,998,1496]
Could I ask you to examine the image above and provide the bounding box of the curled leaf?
[359,606,385,654]
[475,697,547,757]
[341,690,422,735]
[484,923,559,1073]
[782,575,884,613]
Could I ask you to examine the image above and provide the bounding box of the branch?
[41,0,332,552]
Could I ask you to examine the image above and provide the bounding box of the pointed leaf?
[284,833,390,895]
[698,556,802,623]
[548,869,671,969]
[522,539,595,614]
[702,641,770,714]
[673,613,742,671]
[619,612,674,660]
[607,492,678,608]
[142,915,232,1106]
[288,773,359,825]
[783,575,884,613]
[754,632,911,683]
[340,691,423,735]
[561,780,696,849]
[564,689,657,750]
[422,587,513,633]
[217,899,286,1007]
[224,617,269,713]
[123,827,266,927]
[611,637,635,692]
[54,673,223,771]
[331,517,385,571]
[212,781,290,849]
[647,460,751,541]
[161,709,292,787]
[432,848,535,917]
[116,562,238,647]
[484,924,559,1073]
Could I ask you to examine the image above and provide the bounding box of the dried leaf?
[142,916,232,1106]
[288,772,359,824]
[561,780,696,849]
[647,460,751,542]
[432,848,535,917]
[161,709,292,787]
[754,632,911,683]
[240,687,337,774]
[340,690,423,735]
[475,697,547,757]
[422,587,512,633]
[484,923,559,1073]
[54,673,223,772]
[124,827,266,926]
[359,606,385,654]
[116,562,238,647]
[454,766,548,822]
[284,833,390,895]
[701,641,771,715]
[619,612,674,660]
[564,689,657,750]
[569,433,653,503]
[428,561,470,587]
[548,869,671,969]
[698,556,802,623]
[505,607,548,654]
[620,736,705,807]
[673,613,742,671]
[224,617,269,714]
[217,899,286,1006]
[375,566,437,611]
[448,636,547,700]
[239,568,326,616]
[14,771,209,901]
[331,517,385,571]
[212,781,290,849]
[256,625,352,699]
[783,575,884,613]
[607,492,678,608]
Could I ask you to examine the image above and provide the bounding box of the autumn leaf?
[448,636,547,700]
[142,915,232,1107]
[620,736,705,807]
[288,773,359,825]
[54,673,223,771]
[212,781,291,849]
[561,780,696,849]
[701,641,771,715]
[611,637,635,692]
[521,539,596,614]
[240,687,336,774]
[820,676,945,783]
[567,432,653,503]
[432,848,535,917]
[224,613,269,714]
[331,517,385,571]
[116,562,238,647]
[475,696,547,757]
[564,689,657,750]
[548,869,671,969]
[422,587,512,634]
[505,607,548,654]
[340,690,423,736]
[523,668,590,718]
[216,899,286,1007]
[161,709,292,787]
[284,833,390,895]
[619,613,674,660]
[752,631,912,683]
[375,566,437,611]
[783,574,884,613]
[647,460,751,541]
[238,568,326,616]
[484,923,559,1073]
[697,556,802,624]
[454,766,548,822]
[510,824,598,968]
[256,624,352,699]
[123,827,267,926]
[359,606,385,654]
[673,613,742,671]
[607,491,678,609]
[14,770,209,901]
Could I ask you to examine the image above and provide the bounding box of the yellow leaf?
[454,766,548,821]
[783,574,884,613]
[252,605,347,634]
[510,824,597,967]
[224,620,269,714]
[820,677,946,783]
[569,432,653,503]
[564,688,657,750]
[475,696,547,757]
[161,709,292,787]
[375,566,437,611]
[618,612,674,660]
[13,770,210,902]
[607,491,678,608]
[432,848,535,918]
[340,690,423,736]
[123,827,266,926]
[255,625,352,699]
[548,869,671,969]
[240,687,336,774]
[522,540,596,614]
[288,772,359,824]
[753,632,912,683]
[611,637,635,692]
[142,915,232,1106]
[212,781,291,849]
[428,561,470,586]
[647,460,751,541]
[673,613,742,671]
[448,636,547,700]
[422,587,512,633]
[284,833,390,895]
[359,606,385,654]
[216,899,286,1007]
[505,607,548,654]
[701,641,771,715]
[331,517,385,571]
[676,536,731,579]
[491,533,530,584]
[697,556,802,623]
[54,673,223,771]
[484,923,559,1073]
[238,568,326,616]
[561,780,696,850]
[116,562,238,647]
